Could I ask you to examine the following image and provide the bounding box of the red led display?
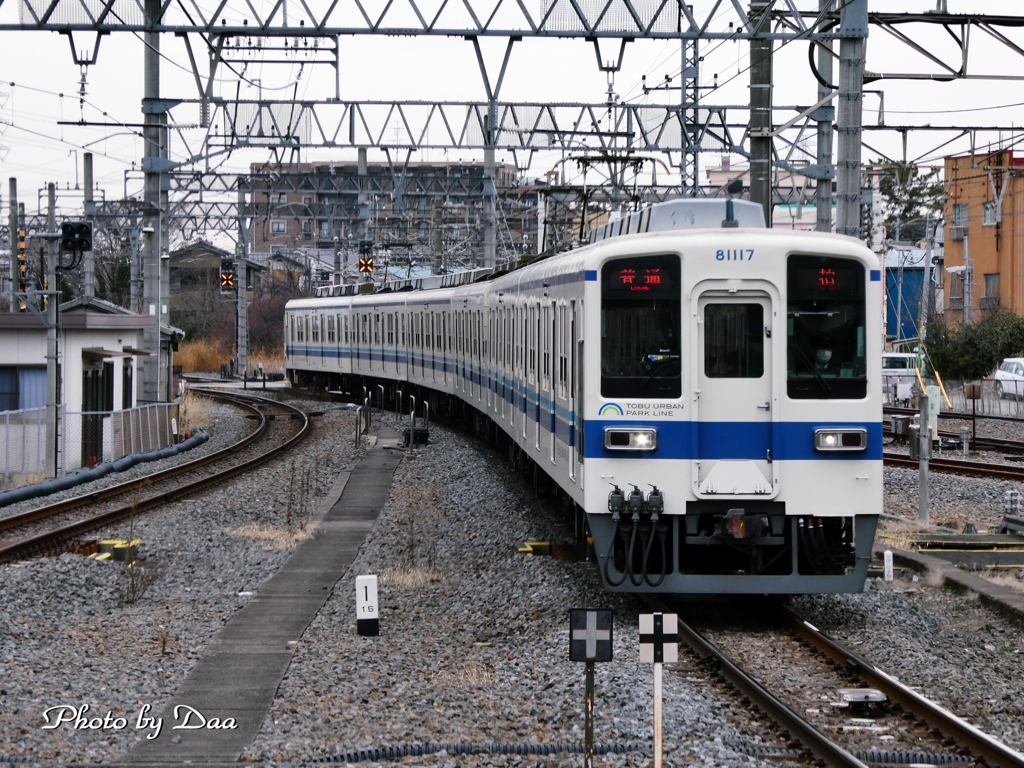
[611,266,665,292]
[795,265,856,293]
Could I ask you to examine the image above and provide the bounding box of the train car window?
[558,304,568,398]
[704,305,764,378]
[601,255,682,398]
[289,316,295,343]
[787,254,867,399]
[327,315,336,344]
[529,305,537,383]
[302,317,308,343]
[374,313,380,345]
[387,314,394,346]
[542,304,550,390]
[344,316,349,344]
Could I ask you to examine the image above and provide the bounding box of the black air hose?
[602,526,628,587]
[627,520,643,587]
[310,741,647,763]
[643,527,668,588]
[810,517,843,574]
[797,518,825,574]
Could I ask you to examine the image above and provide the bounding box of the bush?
[925,311,1024,380]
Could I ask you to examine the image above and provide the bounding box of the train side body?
[285,205,881,594]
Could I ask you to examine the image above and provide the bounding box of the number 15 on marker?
[356,575,378,615]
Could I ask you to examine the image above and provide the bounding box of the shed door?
[695,294,775,496]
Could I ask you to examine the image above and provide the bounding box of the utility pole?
[483,130,496,269]
[815,0,835,232]
[236,180,248,377]
[45,183,58,478]
[749,1,773,226]
[7,178,17,312]
[83,152,95,299]
[141,0,165,404]
[431,200,442,275]
[922,216,934,341]
[963,233,971,326]
[835,0,867,238]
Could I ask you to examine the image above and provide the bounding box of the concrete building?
[247,160,539,271]
[943,149,1024,325]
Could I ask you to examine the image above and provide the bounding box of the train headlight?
[814,428,868,451]
[604,428,658,451]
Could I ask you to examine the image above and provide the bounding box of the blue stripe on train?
[583,420,882,461]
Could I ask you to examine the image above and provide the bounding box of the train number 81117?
[715,249,755,261]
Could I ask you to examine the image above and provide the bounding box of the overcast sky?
[1,0,1023,218]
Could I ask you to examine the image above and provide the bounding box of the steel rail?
[885,405,1024,425]
[783,606,1024,768]
[0,391,310,561]
[648,598,870,768]
[883,452,1024,480]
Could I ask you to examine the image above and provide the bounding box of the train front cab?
[586,239,882,594]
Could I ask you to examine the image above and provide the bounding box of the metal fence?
[0,405,52,490]
[62,403,181,473]
[884,376,1024,418]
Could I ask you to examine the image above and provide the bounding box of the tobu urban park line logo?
[599,403,624,416]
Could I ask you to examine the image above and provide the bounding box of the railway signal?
[59,221,92,252]
[640,612,678,768]
[358,256,374,274]
[569,609,613,768]
[220,258,236,294]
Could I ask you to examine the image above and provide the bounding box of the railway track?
[882,452,1024,480]
[0,389,310,561]
[652,598,1024,768]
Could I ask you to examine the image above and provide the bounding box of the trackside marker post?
[356,575,379,636]
[569,609,613,768]
[883,550,893,582]
[639,612,678,768]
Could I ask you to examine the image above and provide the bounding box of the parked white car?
[995,358,1024,399]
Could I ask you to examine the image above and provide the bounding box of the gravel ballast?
[0,395,1022,766]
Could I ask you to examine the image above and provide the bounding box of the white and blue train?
[285,198,882,594]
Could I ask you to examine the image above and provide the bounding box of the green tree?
[926,311,1024,381]
[876,161,945,244]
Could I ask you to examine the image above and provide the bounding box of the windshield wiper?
[793,346,832,393]
[639,354,681,387]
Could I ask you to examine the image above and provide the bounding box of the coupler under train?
[588,497,877,594]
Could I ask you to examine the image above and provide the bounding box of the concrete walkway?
[123,427,403,766]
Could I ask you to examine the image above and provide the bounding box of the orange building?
[943,150,1024,325]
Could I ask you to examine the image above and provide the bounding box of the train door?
[695,292,775,495]
[573,300,583,487]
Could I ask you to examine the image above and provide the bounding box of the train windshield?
[787,254,867,399]
[601,254,682,398]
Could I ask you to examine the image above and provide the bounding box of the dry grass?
[248,346,285,375]
[228,523,313,550]
[875,517,933,552]
[176,338,230,373]
[382,565,440,590]
[178,389,212,434]
[979,571,1024,594]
